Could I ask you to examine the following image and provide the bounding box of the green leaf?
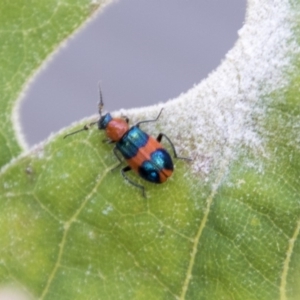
[1,1,300,300]
[0,0,101,168]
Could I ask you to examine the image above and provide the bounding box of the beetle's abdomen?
[116,126,173,183]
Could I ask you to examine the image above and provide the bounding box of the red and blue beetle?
[64,86,191,197]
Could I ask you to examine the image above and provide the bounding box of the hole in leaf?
[20,0,246,146]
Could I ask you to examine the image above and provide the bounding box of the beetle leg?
[121,115,129,123]
[103,138,115,144]
[156,133,192,161]
[110,146,123,171]
[135,108,164,127]
[121,166,146,197]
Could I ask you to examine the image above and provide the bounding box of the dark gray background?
[20,0,246,146]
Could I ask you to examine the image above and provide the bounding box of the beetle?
[64,86,191,197]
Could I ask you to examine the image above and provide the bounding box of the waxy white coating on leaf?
[113,0,299,180]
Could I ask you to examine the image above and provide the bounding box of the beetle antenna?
[98,82,104,117]
[63,121,97,139]
[64,82,104,139]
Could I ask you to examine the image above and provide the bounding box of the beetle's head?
[98,113,112,130]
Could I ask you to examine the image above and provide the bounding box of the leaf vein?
[279,217,300,300]
[179,158,229,300]
[39,166,112,299]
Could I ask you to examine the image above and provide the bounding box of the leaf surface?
[0,0,100,167]
[0,1,300,299]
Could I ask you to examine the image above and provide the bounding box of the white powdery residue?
[102,205,113,215]
[154,0,299,178]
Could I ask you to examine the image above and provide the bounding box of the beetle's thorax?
[106,118,129,142]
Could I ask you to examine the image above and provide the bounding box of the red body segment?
[158,168,173,183]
